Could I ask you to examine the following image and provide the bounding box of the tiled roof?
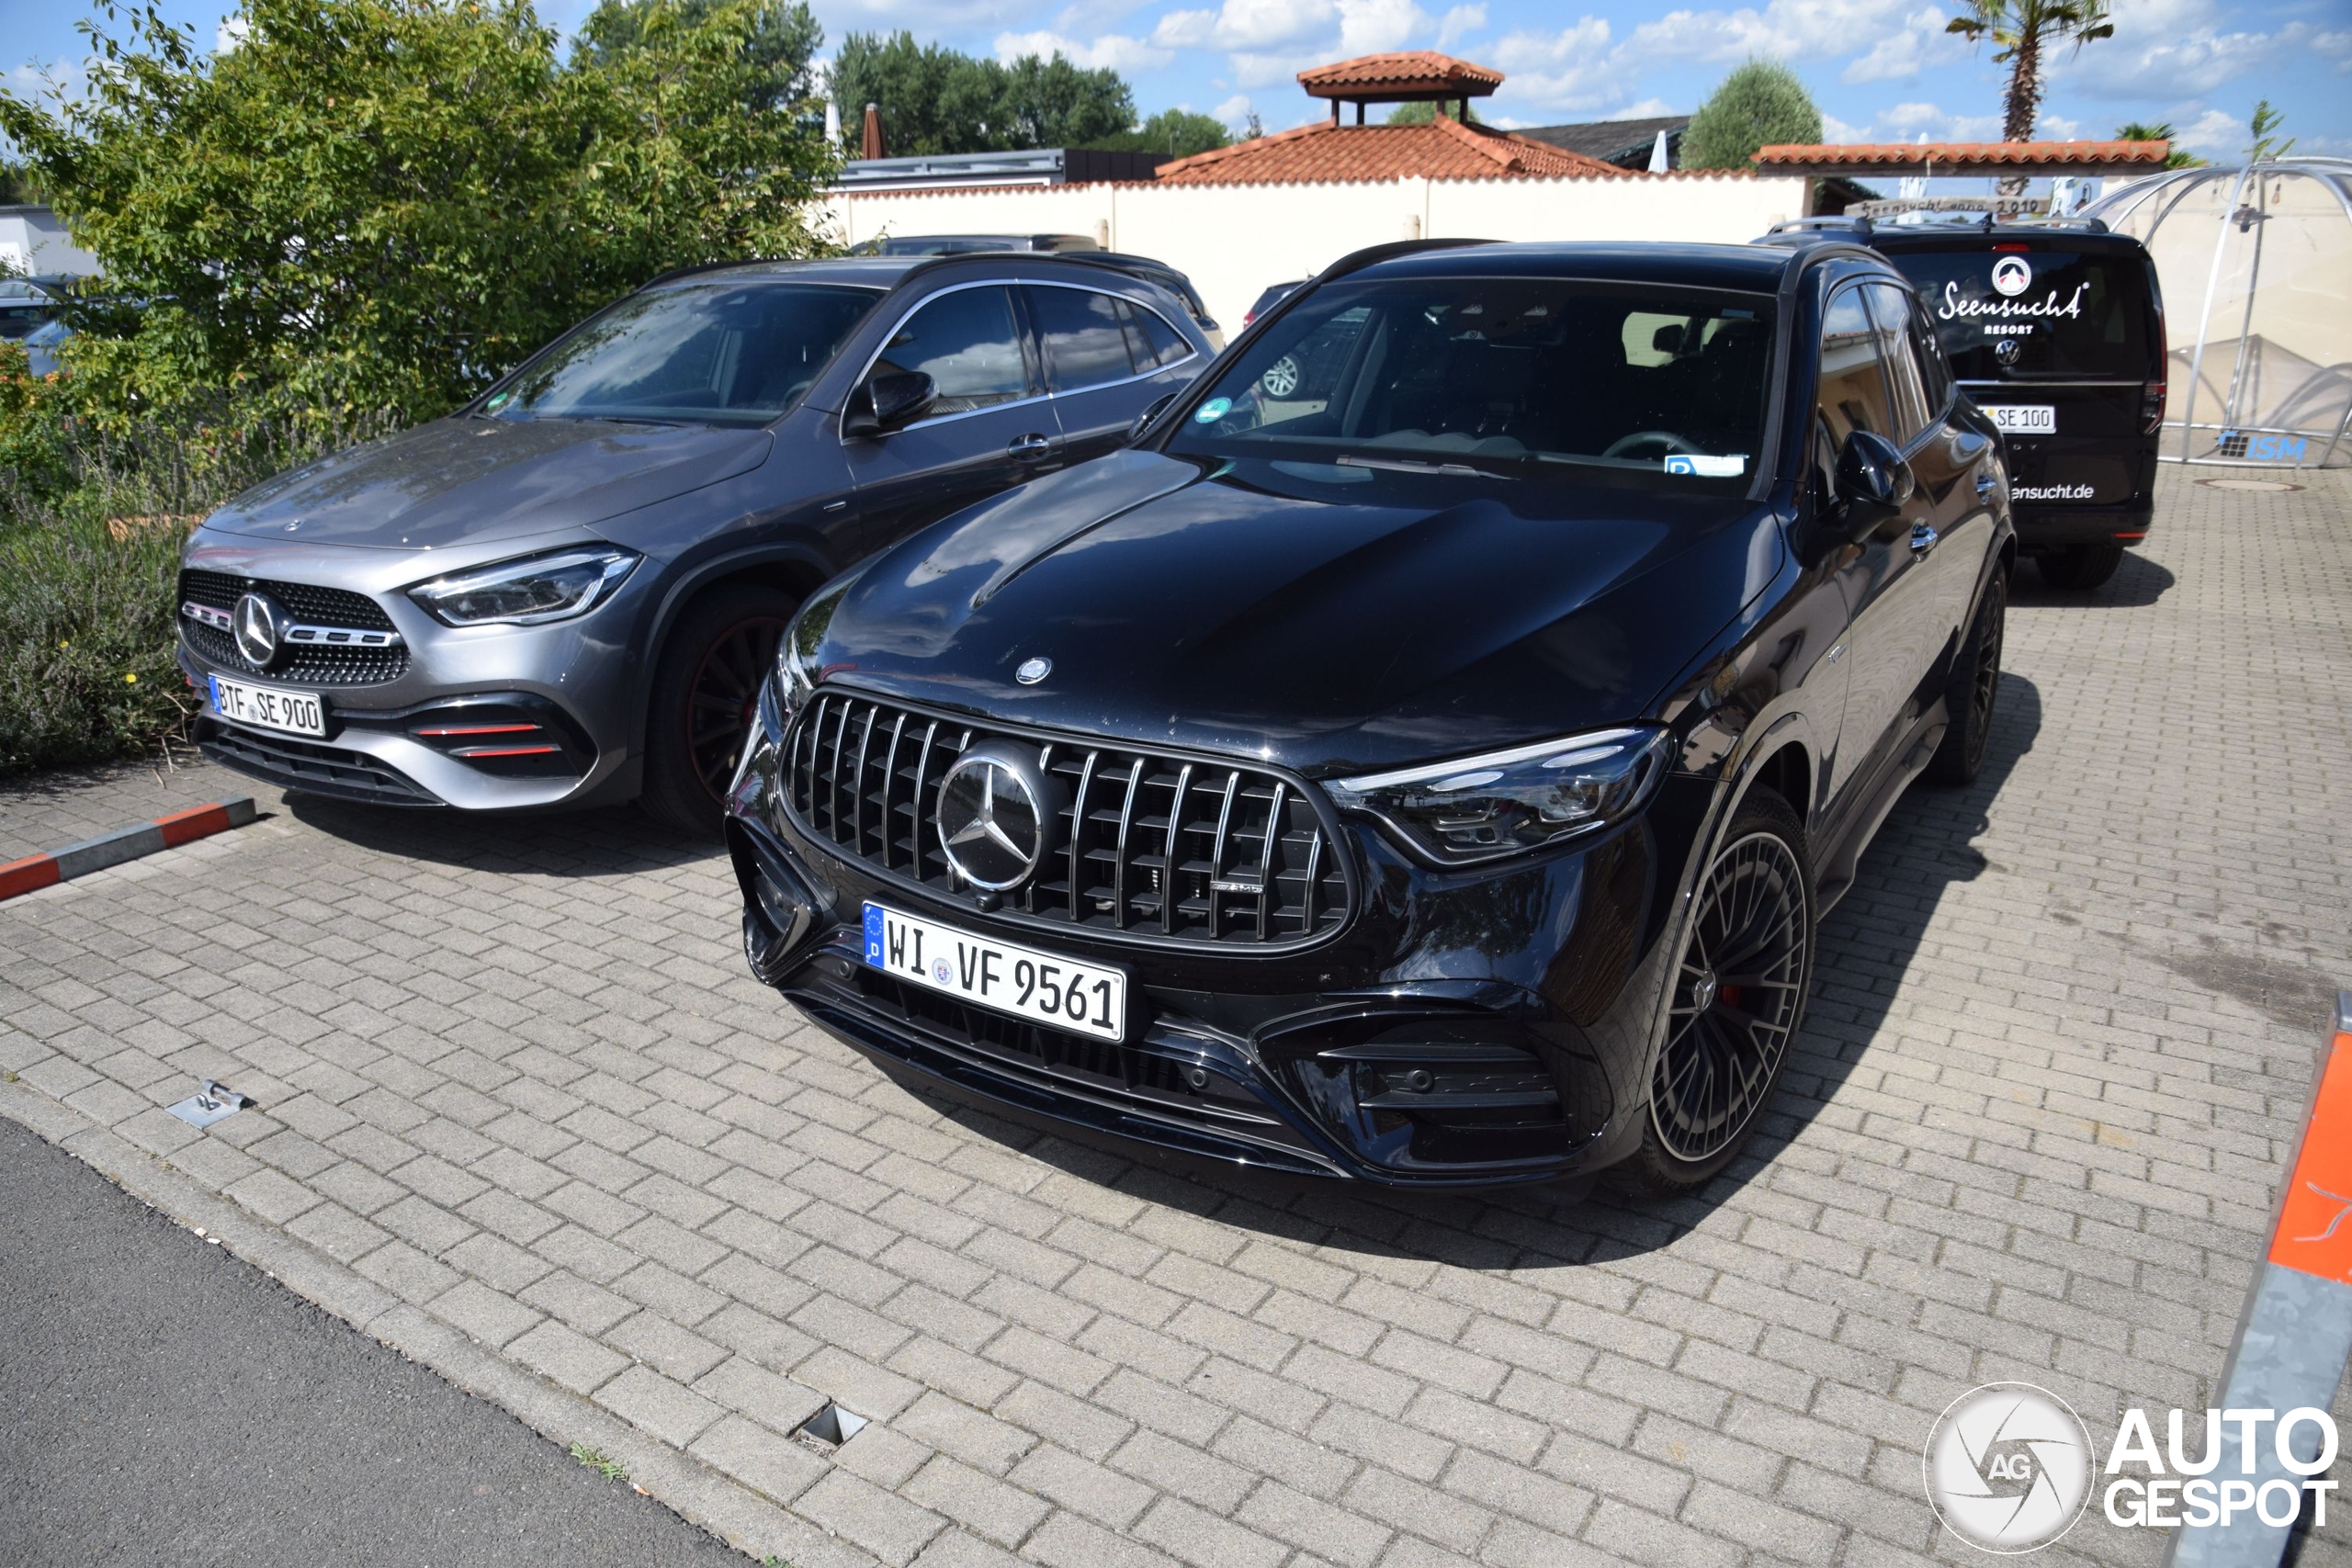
[1156,116,1624,186]
[1516,116,1689,167]
[1296,51,1504,98]
[1755,140,2170,171]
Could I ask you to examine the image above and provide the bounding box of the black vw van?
[1768,218,2165,590]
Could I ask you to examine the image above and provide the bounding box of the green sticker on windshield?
[486,390,512,412]
[1195,398,1232,423]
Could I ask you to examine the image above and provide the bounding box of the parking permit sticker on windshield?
[1665,454,1746,477]
[1195,398,1233,423]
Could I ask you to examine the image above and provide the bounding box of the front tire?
[642,585,797,839]
[1626,786,1815,1195]
[2036,543,2121,590]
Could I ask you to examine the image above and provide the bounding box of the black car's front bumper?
[724,702,1706,1190]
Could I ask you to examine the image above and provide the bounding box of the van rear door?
[1885,243,2161,512]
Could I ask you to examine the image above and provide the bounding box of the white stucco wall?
[0,208,99,277]
[816,175,1809,333]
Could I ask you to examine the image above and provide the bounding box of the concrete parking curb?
[0,797,257,901]
[0,1078,879,1568]
[2170,988,2352,1568]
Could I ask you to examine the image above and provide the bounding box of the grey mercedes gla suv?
[177,253,1212,833]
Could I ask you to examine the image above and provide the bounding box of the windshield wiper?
[1335,453,1517,480]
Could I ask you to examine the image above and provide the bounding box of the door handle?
[1974,474,1996,500]
[1910,521,1939,555]
[1008,433,1054,457]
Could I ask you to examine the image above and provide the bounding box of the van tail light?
[2142,380,2165,435]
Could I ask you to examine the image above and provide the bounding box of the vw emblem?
[1015,656,1051,685]
[232,592,282,666]
[935,739,1067,892]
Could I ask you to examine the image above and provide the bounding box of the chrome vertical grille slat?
[783,693,1349,951]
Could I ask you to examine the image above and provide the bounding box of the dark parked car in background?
[852,237,1223,347]
[176,253,1210,834]
[727,237,2012,1192]
[1769,216,2163,589]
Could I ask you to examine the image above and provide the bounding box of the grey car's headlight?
[1328,727,1673,865]
[406,546,639,626]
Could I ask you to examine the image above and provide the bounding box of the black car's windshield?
[490,280,882,425]
[1891,247,2154,380]
[1165,276,1774,487]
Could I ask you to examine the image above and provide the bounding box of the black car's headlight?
[406,546,639,626]
[1328,726,1673,865]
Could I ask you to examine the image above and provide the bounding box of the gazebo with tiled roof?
[1156,51,1623,186]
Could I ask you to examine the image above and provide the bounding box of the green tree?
[1944,0,2113,143]
[1385,100,1481,125]
[1682,60,1822,171]
[2115,120,2202,169]
[1089,108,1228,158]
[2246,99,2294,163]
[830,30,1132,155]
[576,0,821,115]
[0,163,42,205]
[0,0,837,429]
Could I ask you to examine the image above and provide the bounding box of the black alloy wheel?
[1631,787,1814,1192]
[1927,568,2005,787]
[643,584,798,838]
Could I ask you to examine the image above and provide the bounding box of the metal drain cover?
[166,1080,253,1129]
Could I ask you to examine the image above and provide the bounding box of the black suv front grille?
[180,569,409,686]
[786,692,1351,951]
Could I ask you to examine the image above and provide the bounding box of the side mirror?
[1130,392,1177,442]
[842,371,935,439]
[1832,429,1914,535]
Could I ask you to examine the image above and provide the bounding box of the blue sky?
[6,0,2348,159]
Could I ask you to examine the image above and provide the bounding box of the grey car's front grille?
[786,691,1351,951]
[179,569,411,686]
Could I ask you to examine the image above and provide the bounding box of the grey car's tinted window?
[493,281,879,425]
[1893,248,2154,379]
[1817,287,1895,446]
[873,286,1030,414]
[1122,301,1192,370]
[1028,287,1138,392]
[1166,277,1772,486]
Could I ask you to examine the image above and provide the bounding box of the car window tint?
[1816,288,1895,447]
[1906,303,1953,415]
[1028,287,1138,391]
[872,287,1030,415]
[1123,301,1192,369]
[1867,284,1931,441]
[1890,247,2154,378]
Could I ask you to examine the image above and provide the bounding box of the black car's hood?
[202,416,775,548]
[813,449,1784,776]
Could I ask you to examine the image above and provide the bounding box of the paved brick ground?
[5,469,2350,1568]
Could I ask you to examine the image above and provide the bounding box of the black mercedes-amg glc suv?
[726,237,2013,1192]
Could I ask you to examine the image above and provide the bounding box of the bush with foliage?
[1682,60,1823,171]
[0,0,840,774]
[1088,108,1228,160]
[829,31,1134,156]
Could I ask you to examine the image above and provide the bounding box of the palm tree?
[1945,0,2115,142]
[2115,121,2203,169]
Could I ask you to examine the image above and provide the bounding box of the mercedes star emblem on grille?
[935,739,1066,892]
[232,592,283,666]
[1015,657,1051,684]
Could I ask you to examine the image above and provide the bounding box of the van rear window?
[1888,250,2154,380]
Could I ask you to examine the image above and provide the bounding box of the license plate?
[1983,404,2056,435]
[863,902,1127,1043]
[208,673,325,738]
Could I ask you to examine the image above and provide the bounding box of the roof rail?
[1764,216,1873,237]
[1317,236,1496,284]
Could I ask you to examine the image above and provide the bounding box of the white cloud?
[2054,0,2347,100]
[1436,4,1485,50]
[2171,107,2246,159]
[1614,0,1911,72]
[1150,0,1337,51]
[1212,92,1255,130]
[1839,4,1966,84]
[215,17,251,54]
[1338,0,1430,55]
[993,28,1173,70]
[1826,100,2003,141]
[1488,16,1616,113]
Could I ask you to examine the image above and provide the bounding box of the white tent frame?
[2086,156,2352,468]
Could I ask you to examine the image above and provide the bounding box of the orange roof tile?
[1755,140,2170,172]
[1296,51,1504,98]
[1156,116,1625,186]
